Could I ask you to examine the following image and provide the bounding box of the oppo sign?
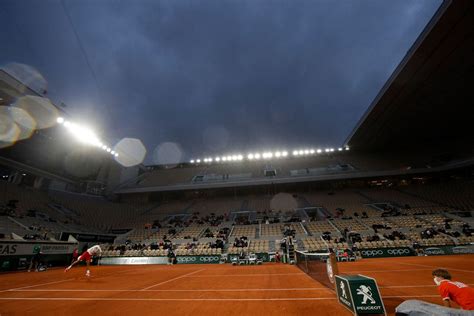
[361,248,413,258]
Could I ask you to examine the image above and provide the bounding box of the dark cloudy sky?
[0,0,441,164]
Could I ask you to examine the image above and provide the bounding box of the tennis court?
[0,254,472,315]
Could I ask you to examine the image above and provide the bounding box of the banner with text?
[360,247,414,258]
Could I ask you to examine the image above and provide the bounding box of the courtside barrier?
[360,247,414,258]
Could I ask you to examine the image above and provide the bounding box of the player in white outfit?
[65,245,102,277]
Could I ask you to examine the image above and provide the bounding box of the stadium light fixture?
[111,151,115,155]
[56,117,64,124]
[304,150,309,155]
[190,160,195,164]
[317,149,322,153]
[254,153,261,160]
[238,155,243,160]
[299,150,304,155]
[208,158,213,162]
[215,157,220,162]
[325,148,330,152]
[196,159,201,163]
[293,150,298,156]
[345,146,350,151]
[248,154,254,160]
[275,151,281,157]
[310,149,315,154]
[330,148,334,152]
[282,151,288,157]
[106,148,111,152]
[338,148,343,151]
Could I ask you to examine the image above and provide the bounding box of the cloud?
[0,0,441,162]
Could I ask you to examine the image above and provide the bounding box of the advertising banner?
[176,255,221,264]
[336,275,386,315]
[360,247,414,258]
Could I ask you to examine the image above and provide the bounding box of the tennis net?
[295,251,339,290]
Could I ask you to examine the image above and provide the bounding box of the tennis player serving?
[65,244,102,277]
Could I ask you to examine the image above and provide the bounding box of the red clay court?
[1,255,472,316]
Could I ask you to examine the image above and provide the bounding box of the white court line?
[380,283,474,288]
[0,278,75,292]
[188,273,305,277]
[398,262,474,274]
[342,268,431,273]
[11,283,474,292]
[0,295,441,302]
[8,287,328,292]
[140,269,205,290]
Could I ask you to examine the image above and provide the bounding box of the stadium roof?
[345,0,474,154]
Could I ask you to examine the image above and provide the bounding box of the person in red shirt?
[432,269,474,310]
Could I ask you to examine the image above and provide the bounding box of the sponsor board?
[336,275,386,315]
[452,245,474,254]
[176,256,220,264]
[99,257,169,265]
[360,247,414,258]
[423,245,474,256]
[0,241,77,256]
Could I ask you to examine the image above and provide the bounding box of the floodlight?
[275,152,281,157]
[196,159,201,163]
[106,148,111,152]
[248,154,254,160]
[317,149,322,153]
[215,157,221,162]
[282,151,288,157]
[190,160,195,163]
[338,148,343,151]
[254,153,261,159]
[56,117,64,124]
[299,150,304,155]
[325,148,330,152]
[293,150,298,156]
[345,147,350,151]
[310,149,315,154]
